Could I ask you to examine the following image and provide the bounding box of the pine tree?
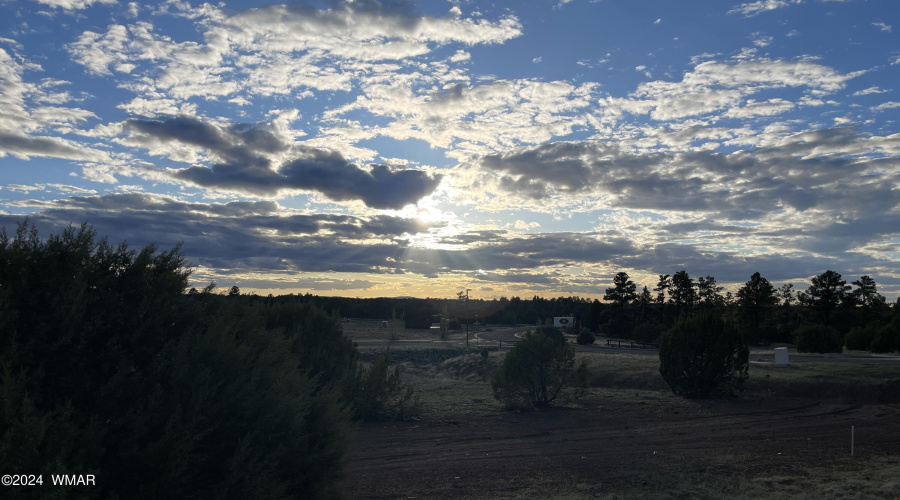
[736,272,778,343]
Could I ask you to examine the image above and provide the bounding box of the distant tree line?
[279,269,898,353]
[596,269,898,353]
[0,221,412,499]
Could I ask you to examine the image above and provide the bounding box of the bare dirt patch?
[343,349,900,499]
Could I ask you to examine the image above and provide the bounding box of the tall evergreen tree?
[800,270,851,326]
[736,272,778,343]
[851,275,885,309]
[604,271,637,312]
[654,274,671,306]
[636,285,653,322]
[670,270,696,318]
[697,275,723,308]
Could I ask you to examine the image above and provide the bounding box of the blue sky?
[1,0,899,300]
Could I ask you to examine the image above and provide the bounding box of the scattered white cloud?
[450,50,471,63]
[0,48,110,162]
[600,57,859,124]
[752,33,774,47]
[729,0,801,17]
[7,184,43,193]
[871,101,900,112]
[326,79,599,156]
[31,0,116,11]
[873,22,891,32]
[654,18,661,24]
[723,98,794,118]
[66,3,523,114]
[514,219,541,230]
[853,87,888,96]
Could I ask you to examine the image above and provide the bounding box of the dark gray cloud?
[1,193,429,273]
[3,193,896,296]
[477,128,900,217]
[0,132,103,161]
[473,271,562,285]
[124,116,442,209]
[402,231,639,274]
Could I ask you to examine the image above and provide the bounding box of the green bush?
[845,324,877,351]
[0,221,358,499]
[659,313,749,399]
[352,349,417,421]
[871,325,900,353]
[794,323,843,353]
[491,326,575,409]
[576,328,596,345]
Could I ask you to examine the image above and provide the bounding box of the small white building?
[553,317,574,328]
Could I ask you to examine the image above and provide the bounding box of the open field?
[343,326,900,499]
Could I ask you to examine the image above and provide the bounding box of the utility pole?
[465,288,471,347]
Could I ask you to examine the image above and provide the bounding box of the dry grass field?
[341,324,900,499]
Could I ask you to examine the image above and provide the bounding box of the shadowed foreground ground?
[344,386,900,499]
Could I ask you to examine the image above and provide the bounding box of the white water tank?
[774,347,789,365]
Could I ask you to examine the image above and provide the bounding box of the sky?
[1,0,899,301]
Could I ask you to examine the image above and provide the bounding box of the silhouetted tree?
[799,270,851,327]
[654,274,671,306]
[654,274,672,322]
[850,275,886,310]
[697,275,723,309]
[670,270,696,318]
[491,326,576,409]
[0,220,370,499]
[736,272,778,343]
[659,313,749,398]
[604,271,637,313]
[636,285,653,322]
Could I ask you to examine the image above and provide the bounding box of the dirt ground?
[343,341,900,499]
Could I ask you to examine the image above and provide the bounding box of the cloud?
[873,22,891,32]
[402,230,638,274]
[121,116,442,208]
[853,86,888,96]
[871,101,900,112]
[600,56,860,124]
[5,183,96,194]
[470,127,900,219]
[64,2,523,125]
[723,98,794,118]
[1,193,433,273]
[449,50,471,62]
[31,0,116,10]
[752,33,774,47]
[0,48,102,147]
[328,79,599,155]
[729,0,802,17]
[0,132,107,161]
